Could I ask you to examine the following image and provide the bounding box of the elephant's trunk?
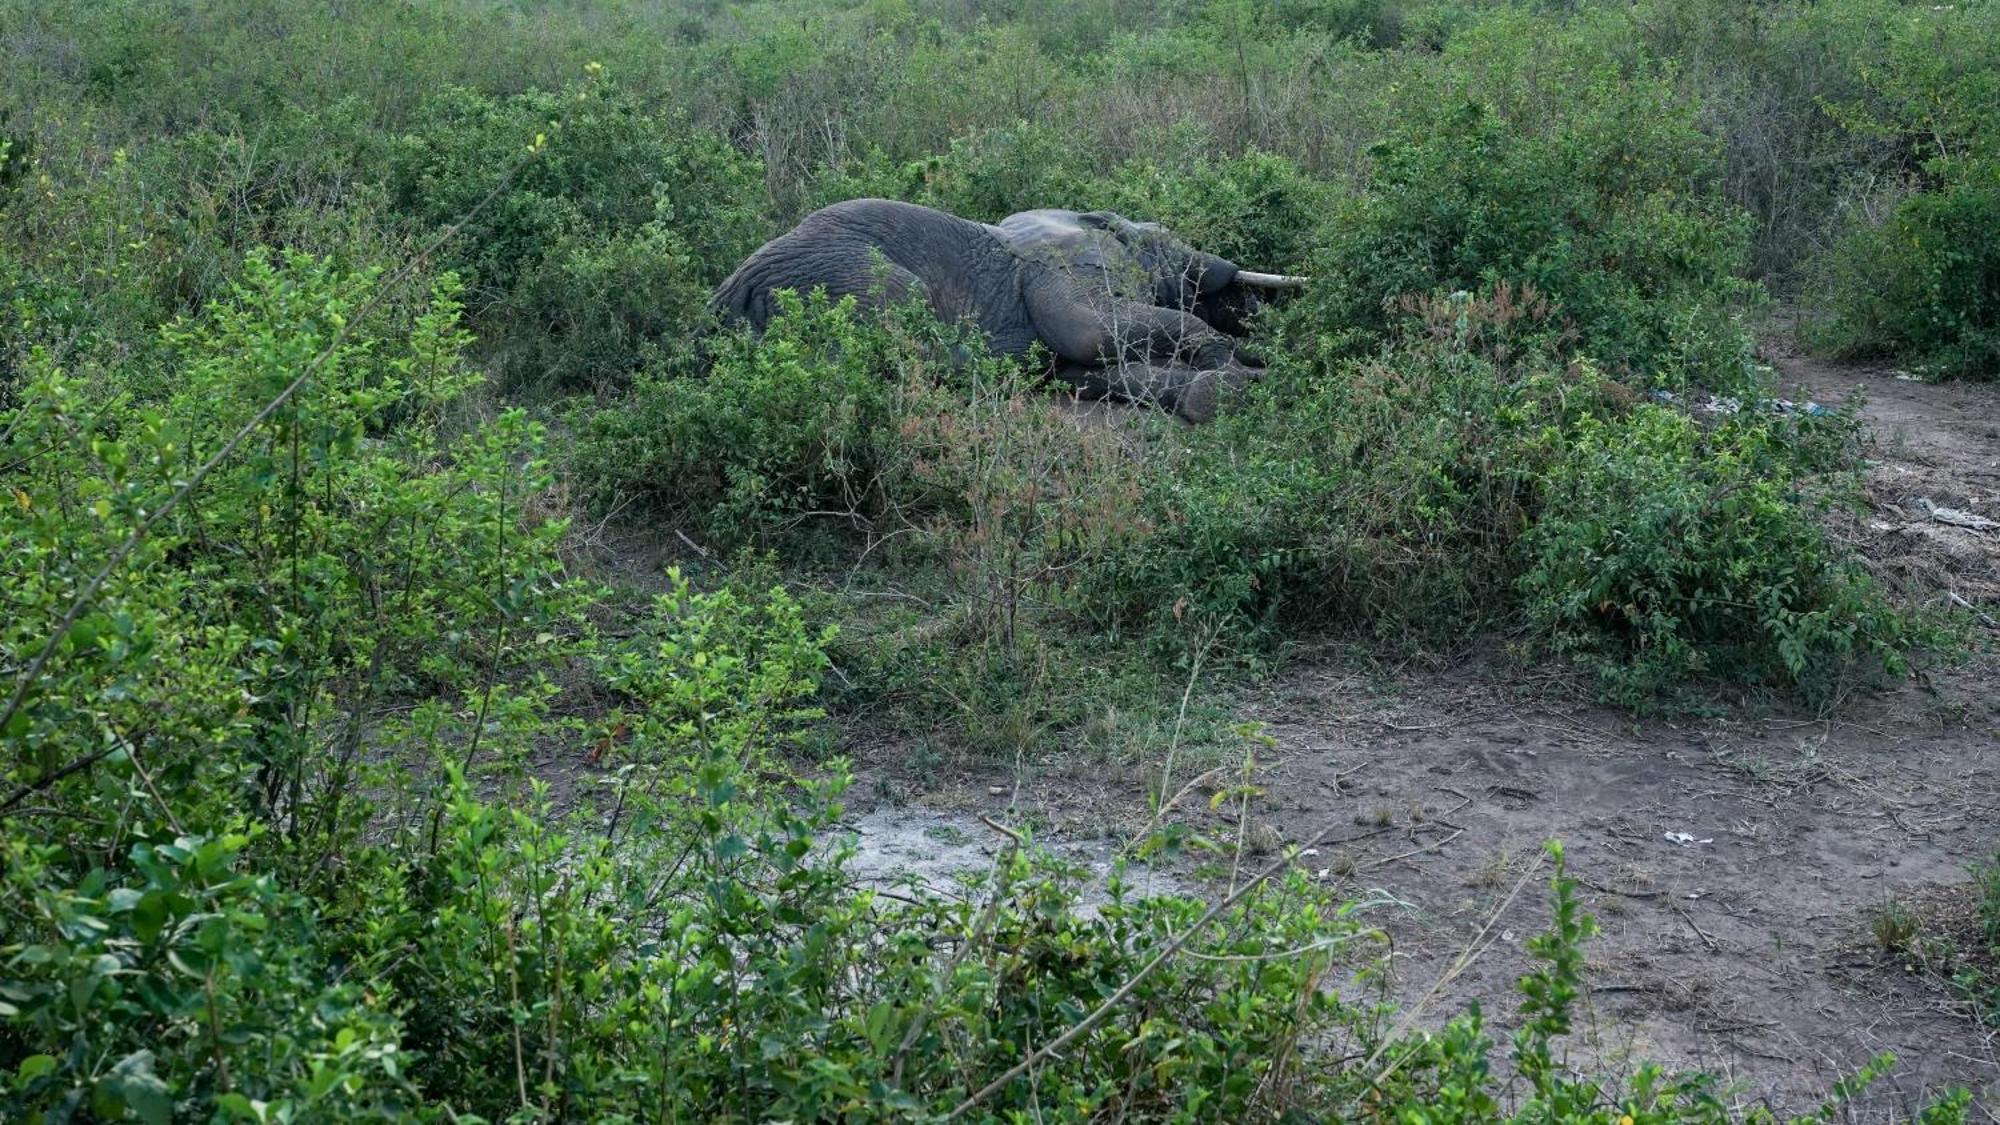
[1236,271,1310,290]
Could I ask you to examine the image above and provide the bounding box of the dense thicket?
[1,0,1992,1119]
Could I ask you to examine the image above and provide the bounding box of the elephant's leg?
[1056,359,1260,423]
[1024,284,1258,419]
[1101,302,1243,371]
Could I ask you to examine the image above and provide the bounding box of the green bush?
[1066,285,1918,706]
[813,126,1330,276]
[0,829,415,1120]
[0,246,587,1118]
[1519,404,1908,703]
[389,80,765,389]
[1805,162,2000,379]
[1086,286,1587,648]
[1296,27,1761,391]
[574,291,919,544]
[1794,1,2000,378]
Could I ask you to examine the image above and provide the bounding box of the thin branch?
[890,818,1024,1089]
[946,814,1349,1120]
[1363,850,1548,1086]
[0,744,119,817]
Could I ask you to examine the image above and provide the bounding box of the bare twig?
[125,735,184,836]
[890,817,1024,1088]
[1358,826,1465,872]
[1364,850,1548,1085]
[1673,901,1721,952]
[0,744,119,817]
[1948,591,1998,631]
[1575,878,1664,900]
[1127,622,1223,859]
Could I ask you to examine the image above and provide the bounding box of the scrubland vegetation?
[2,0,1996,1119]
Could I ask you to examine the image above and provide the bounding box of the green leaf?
[132,890,170,945]
[15,1053,58,1081]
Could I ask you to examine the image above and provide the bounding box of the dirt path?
[1769,339,2000,621]
[847,350,2000,1117]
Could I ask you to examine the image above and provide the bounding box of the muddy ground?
[831,348,2000,1118]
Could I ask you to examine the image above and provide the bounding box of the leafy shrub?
[0,829,415,1120]
[1067,285,1918,706]
[813,126,1329,277]
[1298,39,1761,391]
[1804,162,2000,379]
[574,291,918,544]
[1792,1,2000,378]
[349,575,1358,1121]
[1087,286,1588,648]
[1518,404,1908,702]
[1101,145,1336,271]
[811,121,1101,222]
[389,79,765,389]
[1273,0,1406,48]
[0,247,586,1119]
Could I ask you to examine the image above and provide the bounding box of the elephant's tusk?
[1236,271,1310,289]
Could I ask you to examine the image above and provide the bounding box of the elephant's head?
[995,209,1305,337]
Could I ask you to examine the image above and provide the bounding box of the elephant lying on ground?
[710,199,1305,422]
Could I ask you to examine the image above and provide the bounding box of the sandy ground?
[834,347,2000,1118]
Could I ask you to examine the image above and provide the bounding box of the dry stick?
[1948,591,1998,631]
[1362,850,1548,1087]
[125,735,184,836]
[945,814,1349,1121]
[1122,766,1226,855]
[1357,826,1464,873]
[1672,901,1721,952]
[1125,622,1222,861]
[1182,929,1384,964]
[0,140,544,746]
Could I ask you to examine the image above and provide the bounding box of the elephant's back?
[712,200,1034,352]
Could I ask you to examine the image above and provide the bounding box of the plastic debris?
[1663,832,1713,846]
[1915,497,1997,532]
[1647,389,1832,417]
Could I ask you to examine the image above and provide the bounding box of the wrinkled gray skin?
[711,199,1291,421]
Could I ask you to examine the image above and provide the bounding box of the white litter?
[1915,497,1997,533]
[1664,832,1714,847]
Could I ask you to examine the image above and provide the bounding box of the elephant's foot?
[1165,364,1261,424]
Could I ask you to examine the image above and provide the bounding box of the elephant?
[709,199,1305,422]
